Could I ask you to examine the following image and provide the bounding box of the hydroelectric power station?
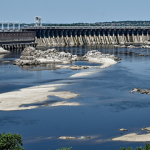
[26,26,150,47]
[1,19,150,50]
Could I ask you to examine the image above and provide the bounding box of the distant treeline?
[21,21,150,27]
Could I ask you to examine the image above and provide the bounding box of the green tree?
[0,132,24,150]
[143,144,150,150]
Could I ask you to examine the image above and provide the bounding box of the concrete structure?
[0,21,37,50]
[1,24,150,49]
[23,26,150,46]
[0,31,37,50]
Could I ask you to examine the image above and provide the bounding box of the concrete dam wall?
[0,31,37,50]
[25,27,150,47]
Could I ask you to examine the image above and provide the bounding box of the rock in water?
[132,88,150,95]
[83,50,121,62]
[118,128,128,131]
[14,47,78,66]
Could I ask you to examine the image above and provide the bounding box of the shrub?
[120,144,150,150]
[0,132,24,150]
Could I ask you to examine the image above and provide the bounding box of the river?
[0,45,150,150]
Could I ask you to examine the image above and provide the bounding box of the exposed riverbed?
[0,45,150,150]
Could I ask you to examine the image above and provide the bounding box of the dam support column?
[68,30,74,46]
[102,30,106,44]
[50,30,57,45]
[77,30,84,45]
[63,30,68,45]
[41,30,47,46]
[97,30,102,44]
[82,30,87,45]
[107,30,112,44]
[116,30,120,44]
[122,30,126,44]
[112,30,116,44]
[127,30,130,43]
[72,30,78,45]
[133,30,138,43]
[139,30,143,43]
[91,30,96,45]
[142,30,145,43]
[100,30,105,44]
[35,29,41,45]
[132,30,135,43]
[58,30,66,46]
[86,30,92,45]
[54,30,60,46]
[147,30,150,41]
[106,29,110,44]
[45,29,51,46]
[95,30,100,44]
[137,30,140,43]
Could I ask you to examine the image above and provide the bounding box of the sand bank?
[0,47,10,54]
[58,136,91,140]
[70,71,95,78]
[0,84,79,111]
[112,133,150,142]
[48,91,78,99]
[70,58,117,78]
[88,57,117,68]
[51,101,80,106]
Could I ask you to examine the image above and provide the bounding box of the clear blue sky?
[0,0,149,23]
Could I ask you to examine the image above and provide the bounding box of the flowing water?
[0,45,150,150]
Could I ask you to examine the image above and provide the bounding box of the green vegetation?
[1,132,150,150]
[0,132,24,150]
[120,144,150,150]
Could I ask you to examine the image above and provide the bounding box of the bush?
[0,132,24,150]
[120,144,150,150]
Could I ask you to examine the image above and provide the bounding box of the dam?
[23,26,150,47]
[1,22,150,49]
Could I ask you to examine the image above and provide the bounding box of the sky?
[0,0,149,24]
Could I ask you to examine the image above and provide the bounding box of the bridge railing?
[23,26,150,30]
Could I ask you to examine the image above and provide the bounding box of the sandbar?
[0,47,10,54]
[112,133,150,142]
[70,58,117,78]
[0,84,79,111]
[51,101,80,106]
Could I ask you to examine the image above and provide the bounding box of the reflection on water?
[1,46,150,150]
